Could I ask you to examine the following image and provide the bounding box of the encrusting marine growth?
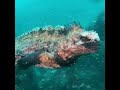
[15,22,100,69]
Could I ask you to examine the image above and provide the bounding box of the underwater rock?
[87,11,105,40]
[15,22,100,69]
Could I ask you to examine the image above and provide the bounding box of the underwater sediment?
[15,22,100,69]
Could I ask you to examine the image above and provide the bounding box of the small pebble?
[79,83,84,87]
[86,85,91,88]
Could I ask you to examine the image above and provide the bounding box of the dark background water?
[15,0,105,90]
